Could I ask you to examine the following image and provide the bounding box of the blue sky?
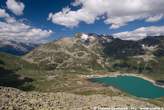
[0,0,164,43]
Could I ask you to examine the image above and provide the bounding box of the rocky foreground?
[0,86,157,110]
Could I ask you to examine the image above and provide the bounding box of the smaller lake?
[90,75,164,99]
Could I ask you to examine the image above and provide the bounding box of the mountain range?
[0,33,164,107]
[21,33,164,76]
[0,40,38,56]
[0,33,164,76]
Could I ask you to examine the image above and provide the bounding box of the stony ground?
[0,86,157,110]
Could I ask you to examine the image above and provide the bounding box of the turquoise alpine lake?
[90,75,164,99]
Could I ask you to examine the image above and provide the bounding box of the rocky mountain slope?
[24,33,164,79]
[0,87,157,110]
[24,33,113,71]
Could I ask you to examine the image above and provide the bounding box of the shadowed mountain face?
[152,36,164,57]
[139,36,161,46]
[0,66,34,91]
[0,53,35,91]
[103,39,145,58]
[0,67,31,87]
[104,36,164,58]
[0,60,4,65]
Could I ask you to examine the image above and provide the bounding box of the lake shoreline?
[83,73,164,88]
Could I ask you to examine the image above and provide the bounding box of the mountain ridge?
[0,40,38,55]
[23,33,164,76]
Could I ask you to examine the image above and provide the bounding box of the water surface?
[91,75,164,99]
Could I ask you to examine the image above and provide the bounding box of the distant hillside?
[0,40,38,56]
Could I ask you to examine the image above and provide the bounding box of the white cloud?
[146,14,163,22]
[0,9,53,44]
[0,8,9,18]
[6,0,25,15]
[48,0,164,28]
[0,19,53,43]
[113,26,164,41]
[48,7,97,28]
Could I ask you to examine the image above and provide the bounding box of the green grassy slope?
[0,52,104,93]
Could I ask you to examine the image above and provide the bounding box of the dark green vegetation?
[0,53,40,91]
[0,53,35,91]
